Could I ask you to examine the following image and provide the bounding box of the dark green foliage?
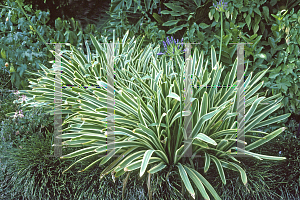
[0,0,53,89]
[0,105,54,148]
[0,64,13,90]
[0,0,101,90]
[258,7,300,115]
[68,165,188,200]
[209,117,300,200]
[0,90,20,123]
[255,118,300,197]
[204,158,297,200]
[202,120,300,200]
[7,0,71,27]
[60,0,111,33]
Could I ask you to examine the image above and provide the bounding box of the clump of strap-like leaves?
[18,30,290,199]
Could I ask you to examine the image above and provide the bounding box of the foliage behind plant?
[0,128,88,200]
[0,0,53,89]
[259,7,300,116]
[250,118,300,196]
[0,0,101,90]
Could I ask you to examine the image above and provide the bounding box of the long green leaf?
[170,111,191,127]
[210,155,226,185]
[100,147,138,178]
[226,161,247,185]
[245,97,265,124]
[140,150,155,177]
[138,123,163,151]
[252,113,290,129]
[100,148,122,165]
[118,150,146,169]
[204,152,210,173]
[191,108,220,138]
[230,147,286,161]
[216,139,228,151]
[164,3,189,14]
[154,150,169,164]
[194,133,217,146]
[177,163,195,199]
[245,127,286,151]
[94,141,147,152]
[162,19,181,26]
[199,92,208,117]
[245,103,281,133]
[219,160,239,172]
[167,24,188,34]
[148,162,167,174]
[245,81,264,100]
[138,98,148,127]
[167,92,181,101]
[125,157,161,172]
[62,152,103,174]
[184,165,210,200]
[68,132,106,141]
[60,146,97,159]
[247,67,270,91]
[186,167,222,200]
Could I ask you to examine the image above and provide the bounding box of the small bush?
[0,105,54,148]
[0,90,20,123]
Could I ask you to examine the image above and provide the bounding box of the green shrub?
[0,0,54,89]
[0,90,20,123]
[259,7,300,116]
[0,0,100,90]
[0,105,54,148]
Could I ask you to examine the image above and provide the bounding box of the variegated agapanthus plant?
[17,30,290,199]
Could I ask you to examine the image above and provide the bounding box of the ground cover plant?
[18,29,291,199]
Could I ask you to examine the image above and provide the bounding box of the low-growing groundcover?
[16,30,292,200]
[1,130,299,200]
[0,124,188,199]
